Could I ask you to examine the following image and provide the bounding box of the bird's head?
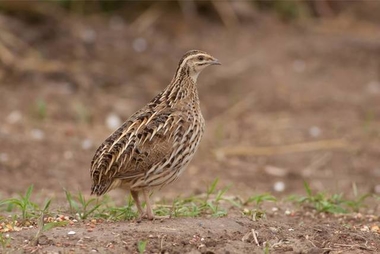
[176,50,220,82]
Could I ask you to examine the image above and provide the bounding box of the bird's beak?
[211,59,221,65]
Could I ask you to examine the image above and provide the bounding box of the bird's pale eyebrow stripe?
[175,53,207,78]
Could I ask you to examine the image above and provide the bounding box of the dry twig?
[214,139,355,159]
[252,229,259,246]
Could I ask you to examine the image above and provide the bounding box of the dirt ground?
[1,5,380,253]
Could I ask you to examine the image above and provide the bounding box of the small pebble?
[38,235,49,245]
[198,243,205,248]
[371,225,379,233]
[81,29,96,44]
[68,231,76,235]
[82,139,93,150]
[269,227,279,233]
[273,181,286,192]
[30,129,45,140]
[106,113,122,130]
[132,38,147,53]
[361,225,370,232]
[309,126,321,137]
[7,111,22,124]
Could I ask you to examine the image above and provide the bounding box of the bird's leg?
[142,189,171,220]
[131,190,144,219]
[142,189,154,220]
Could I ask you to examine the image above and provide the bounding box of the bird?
[90,50,220,220]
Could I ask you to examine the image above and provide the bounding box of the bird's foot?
[136,213,170,222]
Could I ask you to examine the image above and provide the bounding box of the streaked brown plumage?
[90,50,220,220]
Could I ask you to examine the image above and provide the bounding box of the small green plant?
[96,195,137,221]
[291,182,370,214]
[243,208,267,221]
[203,178,231,216]
[137,240,147,254]
[0,232,11,249]
[33,211,68,246]
[64,189,102,220]
[344,183,371,212]
[0,185,39,220]
[35,98,47,120]
[156,178,235,218]
[244,193,277,206]
[240,193,276,221]
[295,182,347,213]
[155,197,200,218]
[263,241,270,254]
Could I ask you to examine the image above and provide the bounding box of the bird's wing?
[90,107,190,194]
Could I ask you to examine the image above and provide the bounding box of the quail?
[90,50,220,220]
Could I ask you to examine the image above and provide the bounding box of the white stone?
[309,126,321,137]
[106,113,122,130]
[6,111,22,124]
[68,231,76,235]
[82,139,93,150]
[30,129,45,140]
[273,181,285,192]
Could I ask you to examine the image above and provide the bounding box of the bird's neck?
[165,66,199,105]
[149,65,200,109]
[167,78,198,103]
[176,62,203,82]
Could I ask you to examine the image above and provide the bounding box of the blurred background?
[0,0,380,203]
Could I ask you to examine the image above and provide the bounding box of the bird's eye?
[198,56,204,61]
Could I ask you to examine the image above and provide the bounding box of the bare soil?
[1,7,380,254]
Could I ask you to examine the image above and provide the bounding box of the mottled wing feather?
[90,107,188,195]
